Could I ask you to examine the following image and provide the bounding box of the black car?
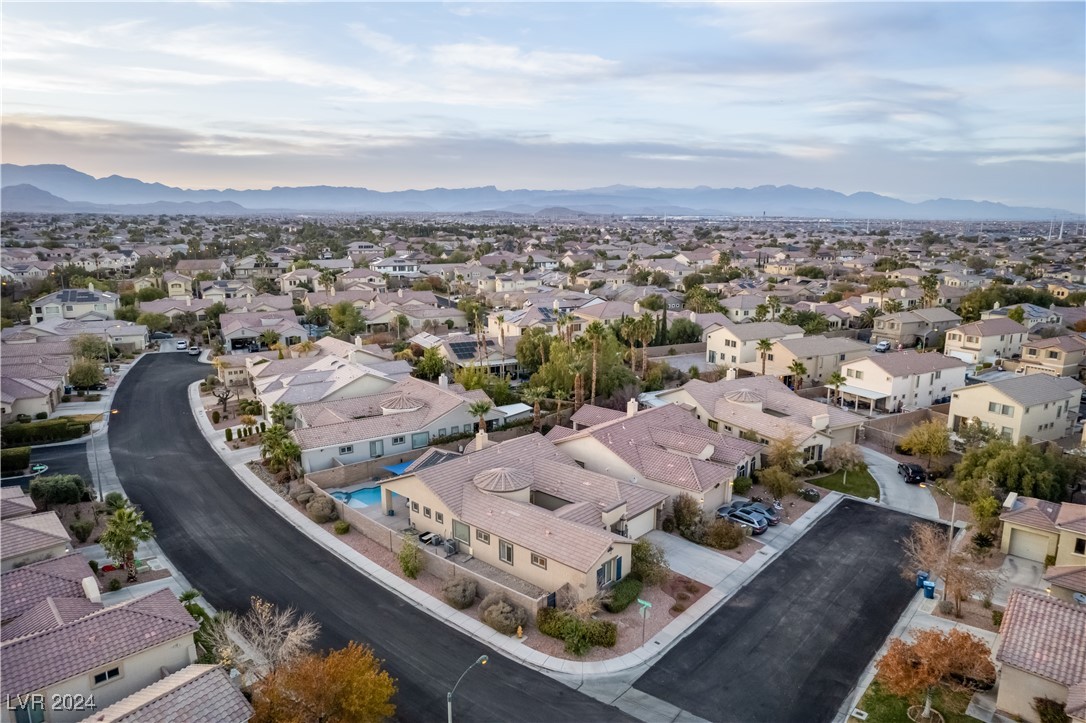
[897,462,926,484]
[75,382,108,392]
[150,331,174,340]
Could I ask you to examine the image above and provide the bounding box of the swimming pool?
[330,487,385,508]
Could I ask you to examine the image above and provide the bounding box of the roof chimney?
[633,301,641,314]
[689,311,697,322]
[474,429,489,451]
[811,413,829,431]
[438,373,449,389]
[185,296,192,307]
[626,398,639,418]
[725,367,738,380]
[82,576,101,603]
[398,288,404,298]
[552,299,559,311]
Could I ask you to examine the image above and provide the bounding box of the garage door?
[1008,529,1049,562]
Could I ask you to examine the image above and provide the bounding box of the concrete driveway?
[992,555,1045,607]
[645,529,741,586]
[862,446,939,519]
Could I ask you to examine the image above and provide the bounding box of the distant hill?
[1,163,1079,220]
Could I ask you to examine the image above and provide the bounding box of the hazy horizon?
[3,2,1084,214]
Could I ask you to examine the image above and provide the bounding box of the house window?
[338,445,354,455]
[499,539,514,565]
[707,420,719,432]
[423,506,431,519]
[708,350,717,363]
[596,557,620,588]
[370,440,383,457]
[476,529,490,544]
[392,436,405,445]
[1027,348,1037,356]
[411,432,429,449]
[12,703,44,723]
[1001,427,1013,439]
[411,501,419,513]
[93,667,121,686]
[1047,350,1059,360]
[435,511,444,524]
[1074,538,1085,555]
[438,428,447,437]
[531,553,547,569]
[934,371,941,380]
[452,520,470,543]
[451,425,459,434]
[766,353,774,361]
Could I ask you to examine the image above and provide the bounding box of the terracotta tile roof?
[0,488,37,520]
[2,597,103,641]
[1000,497,1062,533]
[1055,501,1086,534]
[1,553,93,623]
[544,426,577,441]
[1067,680,1086,720]
[1,589,199,696]
[949,318,1028,337]
[81,664,252,723]
[1043,566,1086,595]
[569,404,626,427]
[1,513,70,561]
[997,589,1086,686]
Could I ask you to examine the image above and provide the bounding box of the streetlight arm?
[450,656,487,698]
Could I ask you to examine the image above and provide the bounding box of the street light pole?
[447,655,488,723]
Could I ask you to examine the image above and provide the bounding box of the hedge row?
[0,447,31,474]
[537,607,617,655]
[1,419,90,446]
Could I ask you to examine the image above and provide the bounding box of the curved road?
[110,355,629,722]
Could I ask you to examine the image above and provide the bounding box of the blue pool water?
[330,487,385,507]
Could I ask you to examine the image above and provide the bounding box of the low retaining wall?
[646,342,706,358]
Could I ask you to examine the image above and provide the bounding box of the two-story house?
[982,303,1063,331]
[705,321,805,367]
[943,318,1028,365]
[736,335,870,387]
[837,352,968,413]
[30,287,119,325]
[948,375,1083,444]
[870,307,961,349]
[369,255,422,278]
[718,294,768,323]
[1018,335,1086,378]
[162,272,194,299]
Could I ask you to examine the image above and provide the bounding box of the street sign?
[636,598,652,608]
[30,464,48,474]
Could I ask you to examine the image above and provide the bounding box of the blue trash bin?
[916,572,929,589]
[922,580,936,599]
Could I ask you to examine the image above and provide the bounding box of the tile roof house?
[994,588,1086,723]
[1018,334,1086,379]
[948,374,1083,444]
[1,553,97,625]
[291,376,498,472]
[568,404,626,430]
[837,351,968,413]
[30,287,120,325]
[249,353,401,411]
[549,402,762,514]
[0,359,68,421]
[655,374,865,460]
[1,589,199,720]
[736,334,871,387]
[870,307,962,349]
[381,434,662,602]
[943,317,1029,365]
[705,321,805,367]
[999,493,1086,569]
[982,302,1063,331]
[14,318,149,353]
[82,664,252,723]
[1,487,38,521]
[1,513,72,572]
[219,311,308,351]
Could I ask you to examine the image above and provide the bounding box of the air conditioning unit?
[444,539,459,555]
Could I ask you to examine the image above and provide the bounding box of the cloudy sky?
[3,2,1083,212]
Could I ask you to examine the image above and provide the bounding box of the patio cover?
[835,384,889,401]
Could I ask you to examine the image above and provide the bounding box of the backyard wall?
[646,342,706,358]
[862,408,950,452]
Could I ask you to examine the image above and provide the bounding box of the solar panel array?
[58,290,103,303]
[448,339,495,360]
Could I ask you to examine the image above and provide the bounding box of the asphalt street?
[634,499,918,723]
[1,441,92,488]
[109,354,631,723]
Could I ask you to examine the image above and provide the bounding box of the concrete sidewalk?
[189,379,844,677]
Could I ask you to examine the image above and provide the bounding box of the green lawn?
[858,682,973,723]
[810,468,880,500]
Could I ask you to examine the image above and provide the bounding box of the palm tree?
[270,402,295,427]
[867,277,891,311]
[827,371,846,407]
[788,359,807,389]
[291,339,318,357]
[467,400,493,433]
[552,388,569,419]
[584,321,606,404]
[275,439,302,479]
[859,305,882,329]
[569,357,588,411]
[767,295,782,321]
[757,338,774,376]
[100,505,154,582]
[318,269,337,294]
[260,330,280,349]
[753,303,769,322]
[521,386,548,430]
[620,316,639,375]
[919,274,940,308]
[637,312,656,379]
[261,424,290,467]
[883,299,904,314]
[495,314,506,358]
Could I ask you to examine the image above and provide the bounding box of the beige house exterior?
[162,272,194,299]
[870,307,961,349]
[994,588,1086,723]
[948,375,1083,444]
[837,352,968,413]
[381,435,650,602]
[736,335,870,387]
[1,513,72,571]
[943,318,1028,365]
[998,494,1086,567]
[30,287,119,325]
[1019,335,1086,378]
[705,321,804,367]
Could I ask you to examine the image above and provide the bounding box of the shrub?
[212,410,220,424]
[260,422,266,433]
[333,520,350,535]
[536,608,615,654]
[671,493,702,538]
[671,602,686,613]
[676,592,690,601]
[306,495,337,523]
[108,578,122,591]
[704,519,746,550]
[88,560,99,576]
[479,592,527,635]
[442,577,478,609]
[1044,554,1056,569]
[35,412,48,420]
[537,606,565,637]
[224,428,233,442]
[938,600,955,615]
[971,531,994,554]
[61,395,71,403]
[604,576,643,613]
[661,516,675,533]
[732,476,753,495]
[1033,698,1070,723]
[992,610,1004,628]
[586,619,617,648]
[398,537,424,579]
[801,488,821,503]
[84,394,101,402]
[631,539,669,587]
[29,474,86,507]
[685,582,699,594]
[1,419,89,446]
[69,519,95,543]
[1,447,31,474]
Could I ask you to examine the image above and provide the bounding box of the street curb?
[187,380,844,676]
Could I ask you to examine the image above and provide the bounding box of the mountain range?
[1,164,1079,220]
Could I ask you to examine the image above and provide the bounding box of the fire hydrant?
[516,625,523,639]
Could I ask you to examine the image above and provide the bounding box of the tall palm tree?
[569,358,588,411]
[467,400,493,433]
[827,371,846,407]
[788,359,807,389]
[275,439,302,480]
[637,312,656,379]
[859,305,882,329]
[318,269,337,294]
[521,386,548,430]
[100,505,155,582]
[270,402,295,427]
[883,299,904,314]
[620,316,639,375]
[767,296,782,321]
[919,274,940,308]
[261,424,290,467]
[757,338,774,376]
[584,321,606,404]
[867,277,891,312]
[753,303,769,322]
[552,388,569,419]
[495,314,506,359]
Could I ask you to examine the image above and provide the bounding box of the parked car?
[175,340,188,350]
[75,383,108,392]
[897,462,926,484]
[716,506,769,535]
[729,500,781,526]
[150,331,173,340]
[187,346,201,356]
[874,340,892,353]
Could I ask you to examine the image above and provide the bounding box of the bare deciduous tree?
[215,596,321,680]
[900,522,995,616]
